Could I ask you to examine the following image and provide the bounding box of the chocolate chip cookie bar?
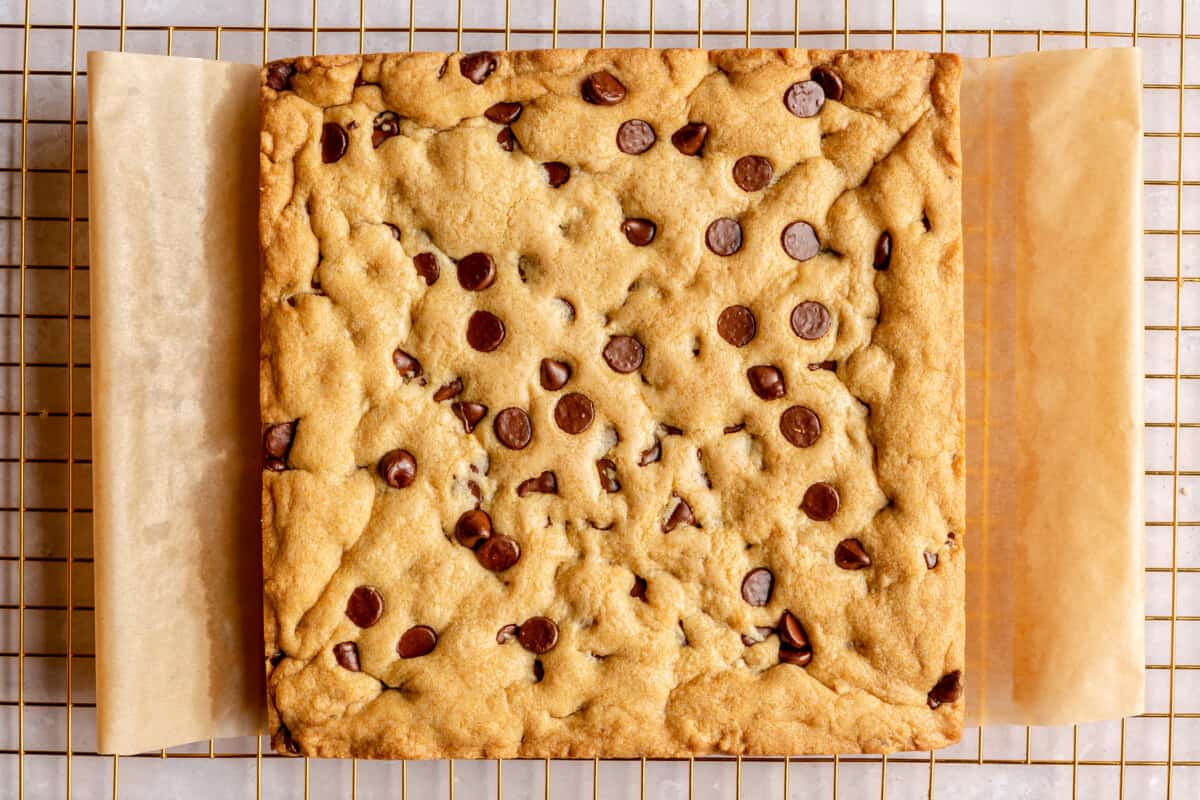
[260,47,965,759]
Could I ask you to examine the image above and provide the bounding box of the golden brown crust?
[260,48,964,759]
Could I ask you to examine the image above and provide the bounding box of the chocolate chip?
[434,377,463,402]
[460,52,498,84]
[346,586,384,628]
[533,659,545,681]
[924,551,939,570]
[782,221,819,261]
[333,641,361,672]
[582,71,626,105]
[662,424,683,436]
[265,61,296,91]
[810,66,844,102]
[723,423,745,434]
[378,449,417,488]
[484,101,522,124]
[543,162,570,187]
[457,252,497,291]
[801,482,840,521]
[741,627,776,647]
[548,393,593,435]
[413,252,440,285]
[496,623,519,644]
[270,650,286,666]
[790,301,830,339]
[784,80,825,118]
[384,222,401,240]
[540,358,571,390]
[732,155,773,192]
[454,509,492,548]
[922,213,932,232]
[497,126,516,151]
[874,231,892,270]
[671,122,708,155]
[518,470,558,496]
[397,625,437,658]
[617,119,655,154]
[927,670,962,709]
[717,305,756,347]
[779,643,814,666]
[518,616,559,654]
[835,538,871,570]
[777,612,813,665]
[263,420,297,460]
[279,725,301,754]
[452,401,488,432]
[747,366,786,400]
[596,458,620,492]
[392,348,422,381]
[603,335,644,373]
[631,576,648,600]
[476,534,521,571]
[741,568,774,606]
[494,407,532,450]
[621,218,656,246]
[663,496,697,532]
[705,218,743,256]
[467,310,505,352]
[372,110,400,148]
[779,406,820,448]
[321,122,349,163]
[265,457,287,472]
[467,479,482,504]
[808,360,837,371]
[639,440,661,466]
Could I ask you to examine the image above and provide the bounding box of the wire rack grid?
[0,0,1195,797]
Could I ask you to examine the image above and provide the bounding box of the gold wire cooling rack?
[2,0,1195,797]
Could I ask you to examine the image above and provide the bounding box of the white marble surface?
[0,0,1195,797]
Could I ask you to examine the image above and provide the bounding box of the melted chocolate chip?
[631,576,648,600]
[533,659,545,681]
[706,218,743,256]
[723,423,745,434]
[321,122,349,163]
[434,377,463,402]
[372,111,400,148]
[747,366,786,400]
[732,155,773,192]
[790,301,831,340]
[263,420,297,460]
[346,586,384,628]
[460,51,498,84]
[671,122,708,155]
[466,310,505,352]
[621,218,656,246]
[496,623,519,644]
[378,449,418,488]
[874,231,892,270]
[476,534,521,571]
[835,538,871,570]
[457,252,497,291]
[779,643,814,666]
[494,407,533,450]
[782,221,819,261]
[497,127,516,151]
[717,305,756,347]
[554,392,595,434]
[452,401,488,432]
[741,568,774,606]
[484,101,522,124]
[603,335,645,373]
[639,440,661,466]
[779,406,821,448]
[333,641,361,672]
[663,496,697,532]
[810,66,844,102]
[809,360,837,371]
[455,509,492,548]
[397,625,437,658]
[543,161,570,187]
[617,119,655,154]
[596,458,621,492]
[582,71,626,105]
[540,358,571,390]
[270,651,286,666]
[392,349,422,381]
[924,551,939,570]
[518,616,559,654]
[801,482,840,521]
[265,61,296,91]
[784,80,825,118]
[928,670,962,709]
[413,252,439,285]
[518,470,558,496]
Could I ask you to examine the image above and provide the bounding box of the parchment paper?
[86,47,1143,754]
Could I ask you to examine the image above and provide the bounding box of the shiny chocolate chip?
[476,534,521,571]
[810,66,843,102]
[413,252,439,285]
[454,509,492,548]
[671,122,708,155]
[518,616,559,654]
[631,576,648,600]
[741,568,774,607]
[782,221,819,261]
[663,496,697,532]
[801,482,840,521]
[553,392,595,435]
[603,335,644,373]
[733,155,772,192]
[434,377,463,402]
[597,458,620,492]
[924,551,939,570]
[496,623,519,644]
[582,71,626,105]
[747,366,786,400]
[621,218,656,246]
[397,625,437,658]
[835,538,871,570]
[457,252,497,291]
[779,642,814,666]
[263,420,297,460]
[927,670,962,709]
[705,218,743,256]
[639,440,661,466]
[378,449,417,488]
[321,122,349,163]
[452,401,488,432]
[270,651,286,666]
[717,305,756,347]
[265,61,296,91]
[544,161,570,187]
[392,348,422,381]
[333,641,361,672]
[467,310,505,352]
[540,358,571,390]
[460,51,498,84]
[518,470,558,496]
[494,407,532,450]
[372,110,400,148]
[784,79,825,118]
[779,406,820,448]
[790,301,830,339]
[484,101,522,124]
[874,231,892,270]
[617,119,655,154]
[346,585,383,628]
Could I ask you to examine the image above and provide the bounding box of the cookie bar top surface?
[259,47,965,760]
